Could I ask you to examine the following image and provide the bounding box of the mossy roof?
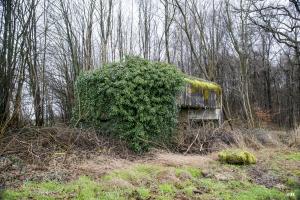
[184,76,222,96]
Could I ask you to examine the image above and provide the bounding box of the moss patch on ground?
[218,149,257,165]
[1,163,290,200]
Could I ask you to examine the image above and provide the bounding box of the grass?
[284,152,300,161]
[197,179,286,200]
[136,187,150,199]
[158,183,175,194]
[275,151,300,162]
[1,162,291,200]
[3,149,300,200]
[1,176,102,200]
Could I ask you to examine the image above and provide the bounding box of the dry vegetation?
[175,122,300,154]
[0,125,299,199]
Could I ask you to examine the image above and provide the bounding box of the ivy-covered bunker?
[73,57,222,152]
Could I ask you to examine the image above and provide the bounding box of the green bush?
[218,149,257,165]
[73,56,185,152]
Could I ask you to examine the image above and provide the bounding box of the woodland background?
[1,0,300,134]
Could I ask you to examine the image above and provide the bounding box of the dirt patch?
[156,169,179,183]
[103,178,134,189]
[214,172,235,181]
[246,148,300,189]
[248,165,282,188]
[152,152,216,168]
[74,155,133,177]
[178,171,193,181]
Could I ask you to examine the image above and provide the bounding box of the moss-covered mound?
[73,56,185,153]
[218,149,257,165]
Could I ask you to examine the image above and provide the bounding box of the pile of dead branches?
[174,125,240,154]
[174,124,296,155]
[0,126,132,166]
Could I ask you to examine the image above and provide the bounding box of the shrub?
[218,149,256,165]
[73,56,185,152]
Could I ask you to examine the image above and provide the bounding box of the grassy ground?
[1,149,299,200]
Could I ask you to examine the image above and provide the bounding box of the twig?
[184,128,201,155]
[137,137,171,152]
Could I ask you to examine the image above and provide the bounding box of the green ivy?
[73,56,185,152]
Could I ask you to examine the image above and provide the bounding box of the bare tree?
[249,0,300,127]
[96,0,113,65]
[138,0,153,60]
[84,0,96,70]
[225,0,255,127]
[0,0,299,131]
[173,0,209,79]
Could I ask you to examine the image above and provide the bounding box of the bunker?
[178,76,222,130]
